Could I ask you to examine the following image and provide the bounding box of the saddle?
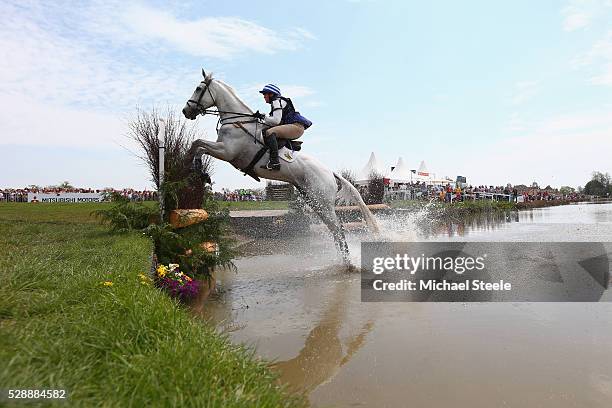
[232,122,304,181]
[231,121,303,151]
[278,139,303,151]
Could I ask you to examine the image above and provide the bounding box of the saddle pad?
[279,147,297,163]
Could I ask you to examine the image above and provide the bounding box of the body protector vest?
[270,96,313,129]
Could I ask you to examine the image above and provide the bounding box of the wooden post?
[158,119,166,222]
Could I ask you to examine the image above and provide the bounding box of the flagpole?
[158,119,166,222]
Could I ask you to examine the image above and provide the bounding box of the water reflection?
[383,201,612,241]
[414,210,521,238]
[272,279,373,394]
[197,202,612,407]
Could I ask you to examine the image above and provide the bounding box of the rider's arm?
[263,99,285,126]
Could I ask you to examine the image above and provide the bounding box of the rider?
[254,84,311,171]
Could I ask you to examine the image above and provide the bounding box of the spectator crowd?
[385,182,586,203]
[213,188,264,202]
[2,182,588,204]
[0,186,157,202]
[2,185,268,203]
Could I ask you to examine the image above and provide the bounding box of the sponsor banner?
[27,192,106,203]
[361,242,612,302]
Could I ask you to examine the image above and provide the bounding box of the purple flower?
[158,274,199,300]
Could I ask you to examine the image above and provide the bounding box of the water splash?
[341,200,439,267]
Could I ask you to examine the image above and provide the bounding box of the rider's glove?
[253,111,265,120]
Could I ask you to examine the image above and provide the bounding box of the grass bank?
[515,198,583,209]
[445,200,516,216]
[389,199,516,214]
[389,198,589,213]
[0,203,304,407]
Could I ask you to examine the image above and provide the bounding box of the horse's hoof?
[341,260,359,273]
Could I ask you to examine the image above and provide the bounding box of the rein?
[186,80,266,146]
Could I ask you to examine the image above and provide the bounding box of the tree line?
[583,171,612,197]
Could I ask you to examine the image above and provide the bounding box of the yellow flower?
[156,265,167,278]
[185,276,192,282]
[140,280,150,286]
[102,281,113,287]
[138,273,152,284]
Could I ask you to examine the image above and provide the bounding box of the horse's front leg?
[207,141,234,161]
[188,140,227,182]
[192,139,233,162]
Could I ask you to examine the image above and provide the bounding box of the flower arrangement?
[156,263,199,300]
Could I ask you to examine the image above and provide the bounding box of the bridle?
[186,78,215,115]
[186,78,259,124]
[186,77,265,145]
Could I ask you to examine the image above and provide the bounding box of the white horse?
[182,70,378,263]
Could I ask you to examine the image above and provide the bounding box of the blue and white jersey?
[263,98,286,126]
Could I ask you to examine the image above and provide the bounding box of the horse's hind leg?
[301,190,350,264]
[320,210,350,264]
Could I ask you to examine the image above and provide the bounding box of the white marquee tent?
[411,160,432,183]
[389,157,413,184]
[355,154,451,187]
[356,152,388,184]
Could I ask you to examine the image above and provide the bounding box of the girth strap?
[228,121,268,180]
[241,146,268,181]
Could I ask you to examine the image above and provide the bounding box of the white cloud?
[0,1,315,112]
[571,30,612,86]
[591,62,612,84]
[0,1,315,150]
[472,110,612,187]
[561,0,611,31]
[290,28,318,41]
[115,4,313,59]
[537,110,612,134]
[0,94,126,148]
[278,85,316,98]
[241,83,320,110]
[572,30,612,66]
[0,2,195,111]
[246,83,316,98]
[503,113,529,133]
[303,100,326,108]
[511,80,540,104]
[562,2,592,31]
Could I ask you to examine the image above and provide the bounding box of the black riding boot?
[261,132,281,171]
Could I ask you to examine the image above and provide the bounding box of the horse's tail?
[334,173,380,233]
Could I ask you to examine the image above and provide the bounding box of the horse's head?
[182,69,215,120]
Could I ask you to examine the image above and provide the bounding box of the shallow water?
[198,202,612,407]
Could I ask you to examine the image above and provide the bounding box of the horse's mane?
[215,79,253,114]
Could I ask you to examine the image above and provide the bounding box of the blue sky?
[1,0,611,190]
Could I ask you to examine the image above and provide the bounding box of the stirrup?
[260,161,281,171]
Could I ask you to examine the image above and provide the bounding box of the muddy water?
[198,202,612,407]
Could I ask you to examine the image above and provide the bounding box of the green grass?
[0,202,118,223]
[389,199,516,213]
[447,199,516,213]
[0,203,304,407]
[0,200,289,222]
